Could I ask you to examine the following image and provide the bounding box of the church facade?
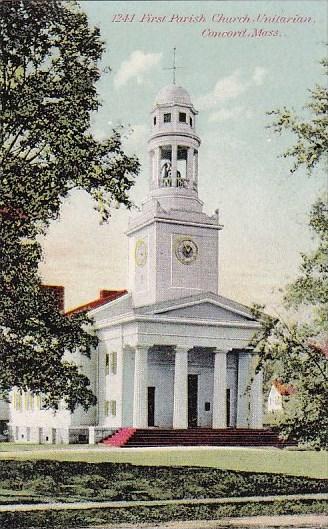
[9,84,263,444]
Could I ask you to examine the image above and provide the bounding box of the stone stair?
[101,427,136,447]
[101,428,294,448]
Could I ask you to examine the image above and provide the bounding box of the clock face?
[175,238,198,265]
[135,239,147,267]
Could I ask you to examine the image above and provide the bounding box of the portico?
[130,344,263,430]
[93,289,263,433]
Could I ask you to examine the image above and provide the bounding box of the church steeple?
[127,81,221,308]
[148,84,201,197]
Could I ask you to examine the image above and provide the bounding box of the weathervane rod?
[163,47,183,84]
[172,47,176,84]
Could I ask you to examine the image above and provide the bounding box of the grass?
[0,460,327,505]
[0,457,326,528]
[0,443,327,479]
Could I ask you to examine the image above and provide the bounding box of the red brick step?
[101,428,294,448]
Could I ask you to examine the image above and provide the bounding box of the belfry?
[9,80,264,444]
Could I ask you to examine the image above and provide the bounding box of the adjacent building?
[267,380,296,414]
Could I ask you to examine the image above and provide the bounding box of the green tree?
[0,0,139,410]
[268,57,328,175]
[252,57,328,448]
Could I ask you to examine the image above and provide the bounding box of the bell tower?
[127,82,222,308]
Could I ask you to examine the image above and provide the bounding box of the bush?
[32,476,57,494]
[0,460,327,504]
[3,478,24,491]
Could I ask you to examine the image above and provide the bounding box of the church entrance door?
[148,386,155,427]
[188,375,198,428]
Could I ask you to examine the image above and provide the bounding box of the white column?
[187,147,193,187]
[173,347,188,429]
[156,148,161,187]
[89,426,96,445]
[212,350,227,428]
[149,150,154,188]
[133,345,148,428]
[98,344,106,425]
[250,367,263,429]
[194,151,198,189]
[171,144,177,187]
[229,360,238,427]
[236,352,251,427]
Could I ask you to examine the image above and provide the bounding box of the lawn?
[0,459,327,505]
[0,444,327,479]
[0,456,326,528]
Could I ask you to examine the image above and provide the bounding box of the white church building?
[9,83,264,444]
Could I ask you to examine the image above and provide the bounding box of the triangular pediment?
[138,293,257,324]
[157,302,251,322]
[90,292,259,328]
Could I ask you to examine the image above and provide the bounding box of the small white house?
[267,380,296,413]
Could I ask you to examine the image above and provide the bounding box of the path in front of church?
[1,495,327,529]
[1,493,327,513]
[76,513,328,529]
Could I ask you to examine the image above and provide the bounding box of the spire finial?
[172,47,176,84]
[164,47,182,84]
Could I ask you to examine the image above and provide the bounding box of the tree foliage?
[284,198,328,328]
[0,0,139,410]
[268,57,328,175]
[252,56,328,448]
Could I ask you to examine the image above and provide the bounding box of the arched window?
[160,146,172,187]
[177,146,188,187]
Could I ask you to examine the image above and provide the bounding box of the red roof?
[308,340,328,359]
[66,289,127,316]
[272,380,296,396]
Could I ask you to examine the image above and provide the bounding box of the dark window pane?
[179,112,186,123]
[164,113,171,123]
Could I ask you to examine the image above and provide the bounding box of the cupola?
[148,83,201,196]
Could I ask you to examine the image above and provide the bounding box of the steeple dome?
[154,84,192,106]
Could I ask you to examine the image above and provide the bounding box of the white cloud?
[252,66,268,86]
[196,70,246,110]
[114,50,162,89]
[209,106,254,123]
[209,106,243,122]
[196,67,268,111]
[212,71,246,100]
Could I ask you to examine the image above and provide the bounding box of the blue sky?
[39,0,327,314]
